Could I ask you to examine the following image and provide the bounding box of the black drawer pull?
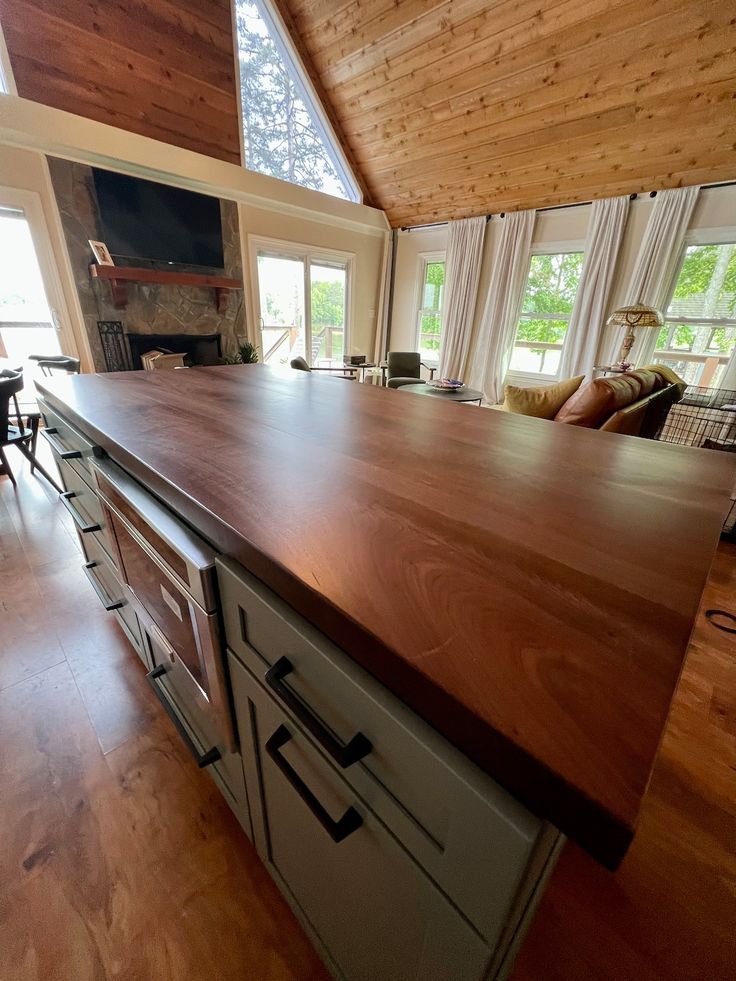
[42,427,82,459]
[266,657,372,768]
[266,724,362,843]
[146,665,222,768]
[60,490,101,533]
[83,561,124,611]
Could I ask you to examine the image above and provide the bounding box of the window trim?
[248,233,355,366]
[653,232,736,387]
[413,251,445,364]
[507,242,585,383]
[233,0,361,203]
[0,21,16,95]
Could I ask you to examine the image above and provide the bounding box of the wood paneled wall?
[0,0,241,163]
[283,0,736,227]
[2,0,734,227]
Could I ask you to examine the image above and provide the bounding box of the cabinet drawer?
[55,455,105,533]
[80,532,143,661]
[230,652,491,981]
[218,558,549,945]
[144,629,250,838]
[38,398,96,482]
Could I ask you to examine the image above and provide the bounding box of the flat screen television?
[92,168,224,269]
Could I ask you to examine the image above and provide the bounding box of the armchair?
[385,351,436,389]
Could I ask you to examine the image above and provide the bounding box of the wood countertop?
[38,366,735,869]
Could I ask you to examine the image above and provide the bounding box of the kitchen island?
[37,364,734,980]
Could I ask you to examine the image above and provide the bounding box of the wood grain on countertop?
[38,365,736,868]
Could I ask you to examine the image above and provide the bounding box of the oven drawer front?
[38,397,96,482]
[111,511,212,691]
[230,652,491,981]
[218,556,544,944]
[144,629,250,837]
[91,459,217,610]
[107,505,234,752]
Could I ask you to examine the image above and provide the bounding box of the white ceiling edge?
[0,96,390,238]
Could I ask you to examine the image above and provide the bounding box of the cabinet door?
[229,653,491,981]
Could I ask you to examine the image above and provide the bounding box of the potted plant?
[221,341,259,365]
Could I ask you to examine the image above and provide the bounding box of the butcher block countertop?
[38,365,735,869]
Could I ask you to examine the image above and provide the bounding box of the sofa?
[501,365,686,438]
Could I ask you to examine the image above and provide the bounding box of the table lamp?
[606,304,664,367]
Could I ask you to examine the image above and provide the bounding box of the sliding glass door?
[254,241,351,368]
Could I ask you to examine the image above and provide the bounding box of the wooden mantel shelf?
[89,263,242,314]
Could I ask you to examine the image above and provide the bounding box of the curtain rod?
[399,181,736,232]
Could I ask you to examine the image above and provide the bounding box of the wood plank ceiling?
[0,0,241,164]
[281,0,736,226]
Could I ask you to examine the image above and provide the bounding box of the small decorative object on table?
[429,378,465,391]
[344,353,367,365]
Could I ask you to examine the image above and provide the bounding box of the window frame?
[232,0,361,203]
[653,229,736,388]
[507,240,585,385]
[248,234,355,367]
[413,251,446,366]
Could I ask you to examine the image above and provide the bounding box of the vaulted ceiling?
[2,0,735,228]
[279,0,736,226]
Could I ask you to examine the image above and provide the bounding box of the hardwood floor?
[0,444,328,981]
[514,540,736,980]
[1,443,734,979]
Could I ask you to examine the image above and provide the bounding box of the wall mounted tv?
[92,169,224,269]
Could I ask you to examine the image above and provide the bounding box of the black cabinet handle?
[266,724,362,843]
[83,560,124,611]
[60,490,101,533]
[42,427,82,459]
[265,657,371,768]
[146,664,222,769]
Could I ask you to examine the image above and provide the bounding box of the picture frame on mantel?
[89,239,114,265]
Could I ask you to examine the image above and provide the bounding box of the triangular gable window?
[234,0,360,202]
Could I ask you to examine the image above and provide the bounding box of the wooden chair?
[0,369,61,492]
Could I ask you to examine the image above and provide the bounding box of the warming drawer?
[91,459,234,752]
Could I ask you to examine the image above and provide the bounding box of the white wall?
[390,184,736,383]
[0,96,390,368]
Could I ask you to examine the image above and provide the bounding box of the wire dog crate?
[658,386,736,450]
[656,386,736,535]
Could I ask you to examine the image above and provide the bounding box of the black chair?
[0,369,61,491]
[386,351,436,389]
[28,354,81,376]
[25,355,80,467]
[289,356,357,379]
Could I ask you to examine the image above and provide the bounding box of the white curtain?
[470,209,536,403]
[558,195,630,380]
[438,216,486,379]
[605,185,700,365]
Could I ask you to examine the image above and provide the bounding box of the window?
[253,240,351,368]
[415,255,445,365]
[509,251,584,377]
[234,0,360,201]
[652,242,736,386]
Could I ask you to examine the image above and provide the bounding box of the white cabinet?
[230,652,492,981]
[220,558,563,981]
